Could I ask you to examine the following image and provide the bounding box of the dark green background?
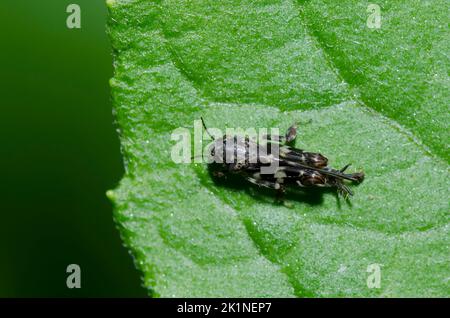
[0,0,146,296]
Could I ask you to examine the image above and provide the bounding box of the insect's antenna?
[201,117,215,140]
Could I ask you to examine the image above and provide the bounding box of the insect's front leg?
[284,119,314,144]
[247,176,281,190]
[247,175,290,206]
[262,122,300,145]
[284,122,298,143]
[275,183,287,204]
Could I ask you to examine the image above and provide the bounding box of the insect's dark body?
[205,121,364,198]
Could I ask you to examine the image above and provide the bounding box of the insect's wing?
[281,167,328,187]
[259,141,364,183]
[279,146,328,168]
[277,158,362,182]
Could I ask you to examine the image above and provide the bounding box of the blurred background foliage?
[0,0,146,296]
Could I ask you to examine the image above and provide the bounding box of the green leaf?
[106,0,449,297]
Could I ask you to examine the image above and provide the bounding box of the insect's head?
[201,117,245,168]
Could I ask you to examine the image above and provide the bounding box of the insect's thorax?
[209,135,276,169]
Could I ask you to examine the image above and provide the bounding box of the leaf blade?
[107,0,449,297]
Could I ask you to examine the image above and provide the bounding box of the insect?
[200,118,364,199]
